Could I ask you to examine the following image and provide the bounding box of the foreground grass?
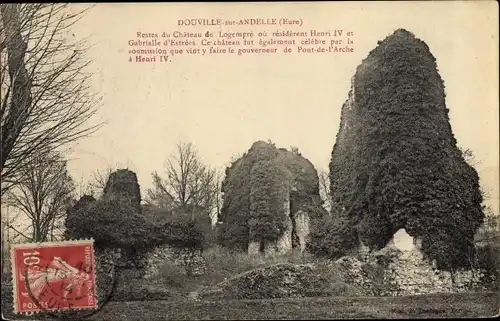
[2,292,498,320]
[86,292,498,320]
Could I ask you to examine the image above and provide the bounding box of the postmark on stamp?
[10,239,98,314]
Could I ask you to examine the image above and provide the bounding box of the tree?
[146,142,219,220]
[213,168,223,223]
[4,151,75,242]
[0,4,102,196]
[63,193,95,240]
[307,214,357,258]
[87,166,114,197]
[72,166,114,199]
[145,171,175,210]
[475,206,500,244]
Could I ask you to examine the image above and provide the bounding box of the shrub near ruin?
[67,199,158,250]
[307,215,357,258]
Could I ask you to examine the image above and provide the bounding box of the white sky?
[4,3,499,227]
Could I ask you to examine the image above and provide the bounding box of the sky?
[15,2,499,215]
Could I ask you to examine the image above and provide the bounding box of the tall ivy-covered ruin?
[328,29,484,270]
[217,141,326,255]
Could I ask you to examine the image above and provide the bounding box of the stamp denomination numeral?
[22,250,41,266]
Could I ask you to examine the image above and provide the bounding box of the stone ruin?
[143,245,205,281]
[337,228,487,296]
[247,192,311,257]
[92,244,205,286]
[218,140,326,257]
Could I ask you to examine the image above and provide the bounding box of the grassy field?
[2,292,498,320]
[78,292,499,320]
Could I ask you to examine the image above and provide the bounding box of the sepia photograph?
[1,1,499,320]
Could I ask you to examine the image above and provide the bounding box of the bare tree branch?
[4,151,75,242]
[459,147,480,167]
[8,224,31,241]
[146,141,220,221]
[88,166,113,197]
[1,4,103,196]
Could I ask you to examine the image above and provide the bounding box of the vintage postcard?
[1,1,499,320]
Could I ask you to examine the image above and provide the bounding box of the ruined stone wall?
[272,194,293,255]
[144,244,205,280]
[337,229,488,296]
[221,141,325,254]
[378,246,485,295]
[294,211,310,253]
[247,211,311,257]
[248,241,261,256]
[94,247,123,300]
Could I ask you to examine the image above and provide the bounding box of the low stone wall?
[144,245,205,280]
[94,247,123,301]
[376,247,486,296]
[336,230,488,296]
[334,256,380,296]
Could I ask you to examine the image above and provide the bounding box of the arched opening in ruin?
[392,228,416,252]
[356,226,420,255]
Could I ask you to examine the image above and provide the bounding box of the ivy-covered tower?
[328,29,484,270]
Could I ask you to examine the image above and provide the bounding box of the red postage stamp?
[10,239,97,314]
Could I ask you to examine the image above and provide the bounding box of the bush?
[158,261,193,289]
[144,205,214,250]
[66,198,160,250]
[307,215,357,259]
[310,262,363,297]
[201,246,313,287]
[201,246,266,285]
[64,194,97,240]
[476,243,500,290]
[163,210,212,249]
